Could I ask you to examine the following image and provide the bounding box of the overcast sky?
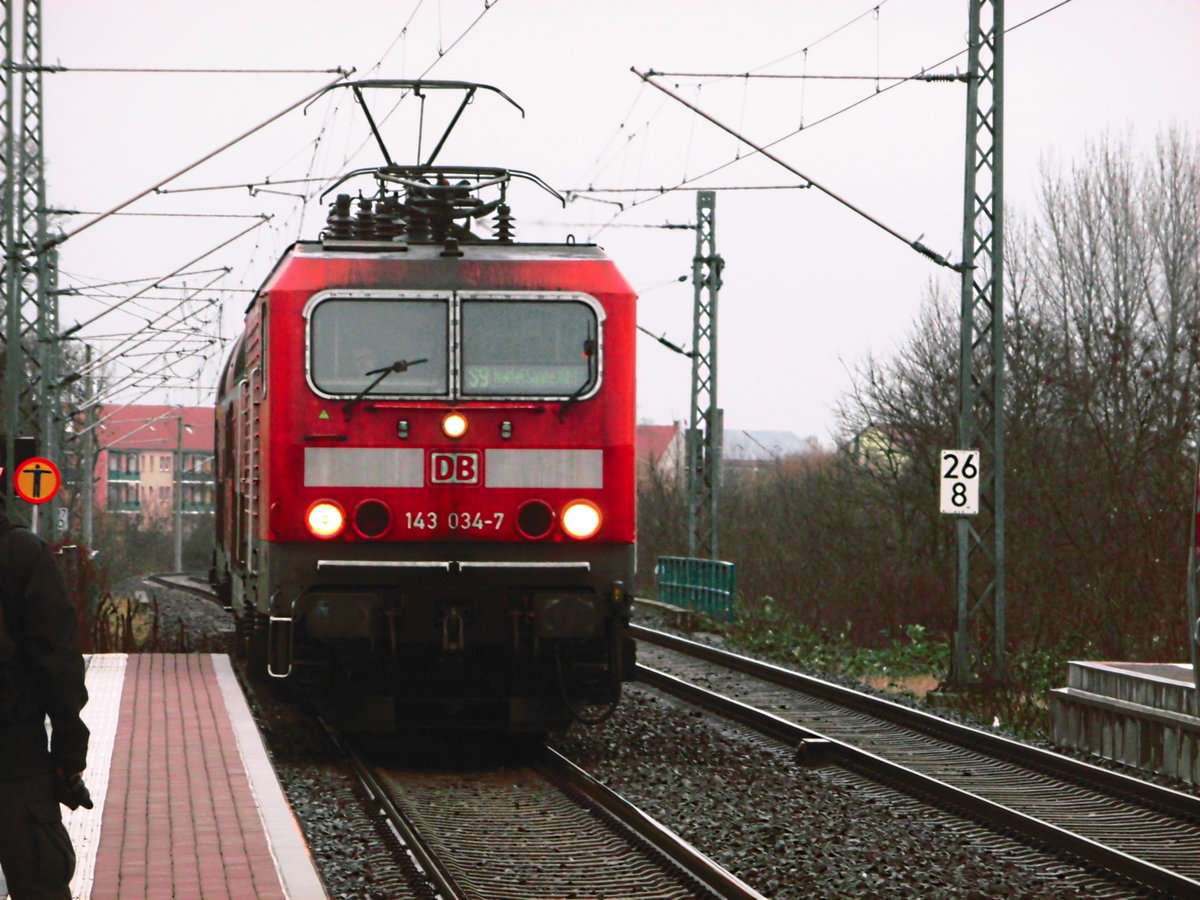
[43,0,1200,444]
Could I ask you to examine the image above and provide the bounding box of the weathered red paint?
[216,242,637,552]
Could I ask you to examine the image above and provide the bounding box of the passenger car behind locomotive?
[210,81,636,731]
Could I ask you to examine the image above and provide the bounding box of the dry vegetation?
[638,131,1199,734]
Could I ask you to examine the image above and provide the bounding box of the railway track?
[328,726,765,900]
[148,573,1200,893]
[145,574,762,895]
[145,571,221,602]
[634,624,1200,897]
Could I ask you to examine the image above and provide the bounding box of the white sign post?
[940,449,979,515]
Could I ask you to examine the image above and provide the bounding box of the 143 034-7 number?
[404,511,505,531]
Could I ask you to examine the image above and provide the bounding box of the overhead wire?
[86,364,197,412]
[170,0,506,386]
[60,217,269,338]
[570,184,809,194]
[294,89,345,238]
[569,1,899,233]
[740,0,894,79]
[58,267,230,292]
[632,68,959,270]
[73,272,229,376]
[45,71,350,255]
[641,71,964,82]
[367,0,427,75]
[70,403,183,441]
[65,287,256,298]
[38,65,350,75]
[52,209,267,219]
[594,96,670,189]
[875,4,882,92]
[61,1,501,408]
[335,0,505,171]
[60,267,231,331]
[571,82,648,187]
[681,83,701,183]
[199,0,500,298]
[575,0,1077,230]
[800,48,808,127]
[152,176,334,195]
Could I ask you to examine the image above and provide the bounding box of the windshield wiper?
[343,357,428,418]
[557,335,597,422]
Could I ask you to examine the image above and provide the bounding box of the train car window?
[310,298,449,396]
[461,300,596,397]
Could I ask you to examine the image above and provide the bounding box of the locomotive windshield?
[309,297,449,395]
[462,300,595,397]
[308,292,600,400]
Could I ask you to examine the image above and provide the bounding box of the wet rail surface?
[334,730,764,900]
[634,625,1200,898]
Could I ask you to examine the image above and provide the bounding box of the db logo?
[430,451,481,485]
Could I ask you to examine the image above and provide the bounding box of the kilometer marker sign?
[939,449,979,515]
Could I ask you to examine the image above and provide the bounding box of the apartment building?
[92,404,215,529]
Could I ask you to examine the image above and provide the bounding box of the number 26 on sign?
[940,449,979,515]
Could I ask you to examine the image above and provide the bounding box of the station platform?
[3,654,328,900]
[1051,660,1199,785]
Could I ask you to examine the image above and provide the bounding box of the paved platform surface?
[3,654,327,899]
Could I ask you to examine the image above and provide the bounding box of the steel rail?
[634,624,1200,819]
[634,627,1200,897]
[145,573,220,602]
[536,745,767,900]
[322,723,469,900]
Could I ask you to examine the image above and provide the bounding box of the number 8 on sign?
[939,449,979,515]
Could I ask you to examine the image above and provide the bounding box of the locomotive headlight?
[305,500,346,540]
[442,411,468,439]
[561,500,602,540]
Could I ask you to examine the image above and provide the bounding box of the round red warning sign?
[14,457,61,504]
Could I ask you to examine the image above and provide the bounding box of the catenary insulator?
[494,204,515,243]
[352,196,375,240]
[325,194,353,240]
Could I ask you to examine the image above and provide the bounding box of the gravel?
[114,579,1160,898]
[551,687,1136,898]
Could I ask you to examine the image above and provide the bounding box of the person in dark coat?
[0,494,91,900]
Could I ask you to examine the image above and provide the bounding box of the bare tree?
[835,128,1199,659]
[634,130,1198,665]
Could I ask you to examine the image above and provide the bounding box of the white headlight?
[306,500,346,539]
[442,412,468,438]
[561,500,602,540]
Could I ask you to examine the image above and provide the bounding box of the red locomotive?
[211,81,637,731]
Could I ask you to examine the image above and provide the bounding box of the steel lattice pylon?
[2,0,56,531]
[951,0,1006,686]
[687,190,724,559]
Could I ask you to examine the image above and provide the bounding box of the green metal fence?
[655,556,736,623]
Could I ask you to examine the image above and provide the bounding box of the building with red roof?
[89,404,215,528]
